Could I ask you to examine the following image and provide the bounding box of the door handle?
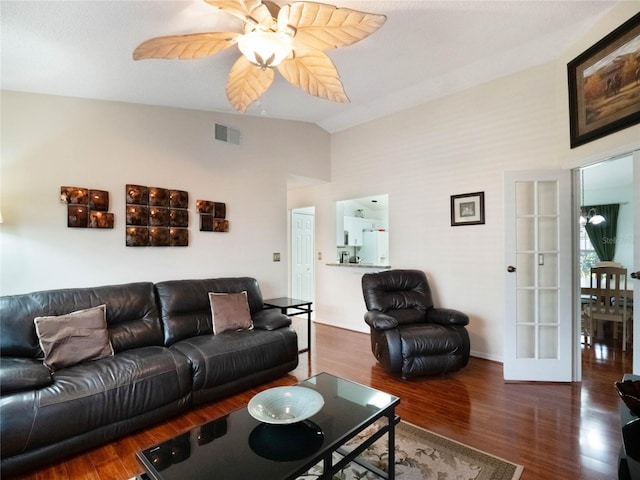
[631,271,640,280]
[507,266,516,273]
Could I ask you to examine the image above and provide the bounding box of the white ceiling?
[1,0,621,133]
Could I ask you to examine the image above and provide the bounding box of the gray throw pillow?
[34,304,114,371]
[209,291,254,334]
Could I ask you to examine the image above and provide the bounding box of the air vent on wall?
[214,124,241,145]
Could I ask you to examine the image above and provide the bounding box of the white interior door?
[291,209,314,301]
[504,170,573,381]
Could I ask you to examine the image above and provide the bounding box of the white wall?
[288,2,640,362]
[0,92,330,296]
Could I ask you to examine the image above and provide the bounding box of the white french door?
[504,170,573,381]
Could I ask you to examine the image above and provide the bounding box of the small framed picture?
[451,192,485,226]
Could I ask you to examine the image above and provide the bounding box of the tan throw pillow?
[34,304,114,371]
[209,291,254,334]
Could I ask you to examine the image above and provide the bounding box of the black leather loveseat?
[0,277,298,477]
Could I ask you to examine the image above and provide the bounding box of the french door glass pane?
[539,255,558,288]
[517,290,535,324]
[515,182,534,216]
[517,325,536,358]
[516,218,535,251]
[537,181,558,215]
[539,326,558,359]
[538,217,558,251]
[539,289,558,324]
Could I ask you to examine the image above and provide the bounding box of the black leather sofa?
[0,277,298,477]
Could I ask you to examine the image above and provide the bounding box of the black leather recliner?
[362,269,470,378]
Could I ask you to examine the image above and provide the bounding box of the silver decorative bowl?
[248,386,324,424]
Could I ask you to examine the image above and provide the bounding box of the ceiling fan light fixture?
[238,30,293,69]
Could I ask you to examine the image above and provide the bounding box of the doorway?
[577,154,634,378]
[291,207,315,303]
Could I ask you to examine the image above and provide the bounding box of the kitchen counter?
[326,263,392,269]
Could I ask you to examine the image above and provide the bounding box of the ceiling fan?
[133,0,386,113]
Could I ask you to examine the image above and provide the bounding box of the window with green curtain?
[582,203,619,261]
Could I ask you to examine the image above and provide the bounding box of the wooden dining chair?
[582,266,633,351]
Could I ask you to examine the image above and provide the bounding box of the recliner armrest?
[252,309,292,331]
[364,311,399,330]
[426,307,469,326]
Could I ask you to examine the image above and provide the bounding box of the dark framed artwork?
[567,13,640,148]
[451,192,485,226]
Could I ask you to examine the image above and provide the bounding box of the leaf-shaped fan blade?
[133,32,240,60]
[227,56,274,112]
[204,0,274,28]
[285,2,386,51]
[277,49,348,103]
[203,0,262,20]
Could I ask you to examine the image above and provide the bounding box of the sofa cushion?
[0,283,163,358]
[209,292,253,334]
[155,278,267,346]
[0,358,52,394]
[0,346,192,458]
[170,328,298,394]
[34,305,114,371]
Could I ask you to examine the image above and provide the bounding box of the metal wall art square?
[197,200,228,232]
[61,186,114,229]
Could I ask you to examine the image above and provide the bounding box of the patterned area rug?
[299,420,523,480]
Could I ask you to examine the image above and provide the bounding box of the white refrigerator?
[359,230,389,265]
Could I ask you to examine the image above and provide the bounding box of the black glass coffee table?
[137,373,400,479]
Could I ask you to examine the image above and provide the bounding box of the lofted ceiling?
[0,0,620,133]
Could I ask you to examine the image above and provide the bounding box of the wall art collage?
[196,200,229,232]
[60,184,229,246]
[60,186,114,229]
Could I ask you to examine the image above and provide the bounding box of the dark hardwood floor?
[12,322,632,480]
